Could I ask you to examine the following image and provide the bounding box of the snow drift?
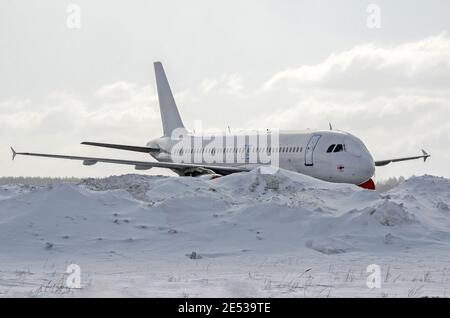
[1,169,449,257]
[0,169,449,297]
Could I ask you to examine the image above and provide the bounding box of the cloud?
[200,74,244,96]
[263,33,450,91]
[0,98,31,112]
[1,82,160,140]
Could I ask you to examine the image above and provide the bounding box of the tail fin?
[154,62,186,136]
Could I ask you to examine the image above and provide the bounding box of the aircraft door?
[304,135,321,166]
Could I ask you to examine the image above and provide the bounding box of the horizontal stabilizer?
[81,142,159,153]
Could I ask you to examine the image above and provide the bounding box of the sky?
[1,0,449,180]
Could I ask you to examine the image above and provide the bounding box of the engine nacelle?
[135,165,152,170]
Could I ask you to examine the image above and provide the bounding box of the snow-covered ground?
[1,168,449,297]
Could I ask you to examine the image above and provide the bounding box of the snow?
[0,169,450,297]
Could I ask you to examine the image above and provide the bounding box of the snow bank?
[1,169,450,297]
[0,169,448,260]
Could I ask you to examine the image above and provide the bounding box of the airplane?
[11,62,430,190]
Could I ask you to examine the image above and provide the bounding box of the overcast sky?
[1,0,449,180]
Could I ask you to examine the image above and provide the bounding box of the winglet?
[422,149,430,162]
[10,147,17,161]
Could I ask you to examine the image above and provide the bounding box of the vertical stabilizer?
[154,62,186,136]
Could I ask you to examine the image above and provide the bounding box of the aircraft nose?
[360,155,375,181]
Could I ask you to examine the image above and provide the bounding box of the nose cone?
[359,154,375,184]
[344,134,376,185]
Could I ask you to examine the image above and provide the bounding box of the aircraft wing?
[10,147,249,176]
[375,149,430,167]
[81,142,159,153]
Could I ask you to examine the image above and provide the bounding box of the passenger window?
[334,144,343,152]
[326,144,335,153]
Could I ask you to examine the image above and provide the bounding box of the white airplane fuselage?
[146,129,375,186]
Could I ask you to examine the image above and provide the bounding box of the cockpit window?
[333,144,344,152]
[327,144,346,153]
